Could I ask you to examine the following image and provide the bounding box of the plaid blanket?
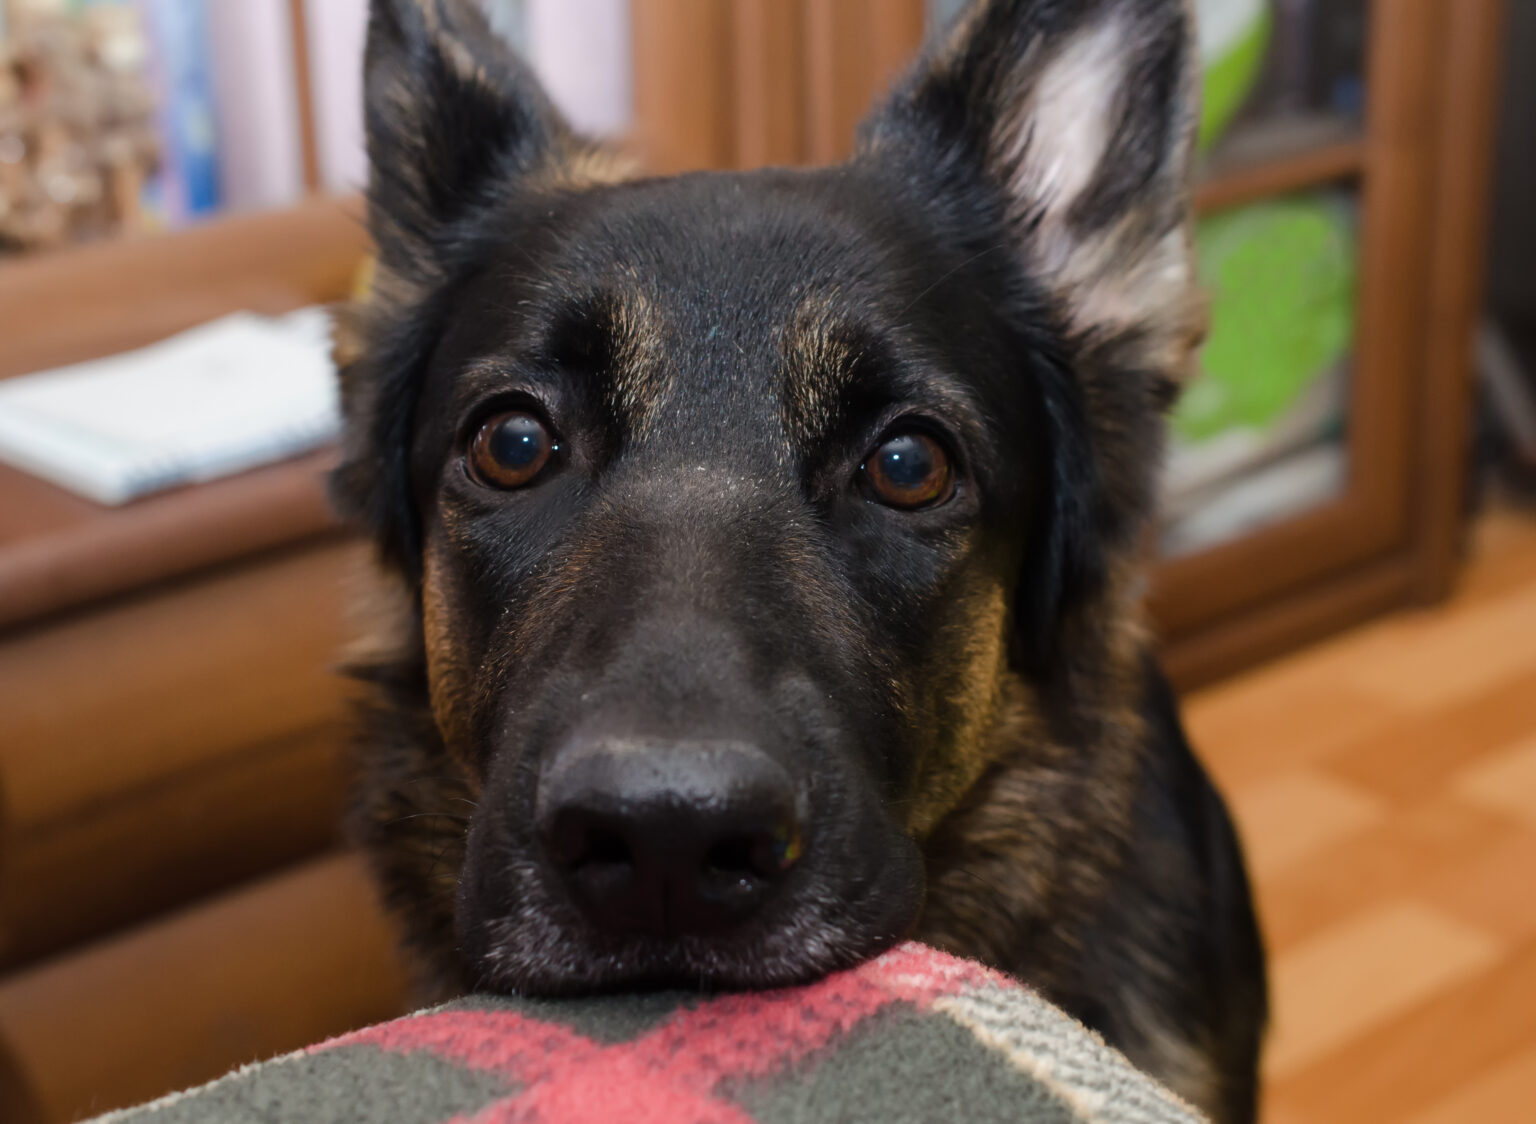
[96,943,1203,1123]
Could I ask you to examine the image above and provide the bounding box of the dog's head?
[338,0,1202,994]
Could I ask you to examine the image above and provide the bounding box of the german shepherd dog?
[334,0,1267,1119]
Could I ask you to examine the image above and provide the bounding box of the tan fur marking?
[339,554,420,673]
[917,557,1154,963]
[605,280,670,437]
[905,581,1014,837]
[422,545,477,765]
[330,299,369,372]
[542,143,641,192]
[779,291,859,443]
[413,0,494,91]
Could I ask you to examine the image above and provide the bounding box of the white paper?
[0,309,339,505]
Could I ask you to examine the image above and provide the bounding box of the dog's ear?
[336,1,624,578]
[859,0,1203,673]
[362,0,572,288]
[860,0,1202,373]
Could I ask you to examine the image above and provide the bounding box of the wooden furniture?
[0,200,409,1124]
[0,2,1505,1120]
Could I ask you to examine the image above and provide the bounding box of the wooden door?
[630,0,927,172]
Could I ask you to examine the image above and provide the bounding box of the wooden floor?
[1183,505,1536,1123]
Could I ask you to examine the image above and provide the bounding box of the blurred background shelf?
[0,195,367,380]
[1196,116,1366,213]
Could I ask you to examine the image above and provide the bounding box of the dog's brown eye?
[862,432,954,509]
[469,411,557,489]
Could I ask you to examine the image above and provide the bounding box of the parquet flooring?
[1183,506,1536,1123]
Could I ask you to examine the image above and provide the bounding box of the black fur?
[336,3,1266,1121]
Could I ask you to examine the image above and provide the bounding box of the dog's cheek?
[422,538,486,776]
[900,578,1014,836]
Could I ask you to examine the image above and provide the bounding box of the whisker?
[386,812,472,828]
[951,865,1010,900]
[897,243,1010,318]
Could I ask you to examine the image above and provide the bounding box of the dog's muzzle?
[536,738,806,937]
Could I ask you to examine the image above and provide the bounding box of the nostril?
[549,813,633,873]
[582,827,631,869]
[704,836,756,879]
[704,823,803,883]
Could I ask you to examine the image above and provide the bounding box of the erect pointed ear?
[859,0,1203,387]
[337,1,632,579]
[364,0,580,285]
[859,0,1202,675]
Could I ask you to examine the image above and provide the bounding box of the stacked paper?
[0,309,339,505]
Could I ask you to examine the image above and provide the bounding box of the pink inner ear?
[999,13,1131,235]
[963,8,1201,372]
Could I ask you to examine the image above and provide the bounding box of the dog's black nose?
[537,741,804,937]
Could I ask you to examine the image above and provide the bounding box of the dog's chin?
[463,912,913,997]
[456,852,926,996]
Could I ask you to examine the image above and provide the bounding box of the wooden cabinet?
[1152,0,1506,685]
[0,855,407,1124]
[0,200,408,1123]
[0,541,360,967]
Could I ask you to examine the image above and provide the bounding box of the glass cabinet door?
[1163,0,1369,558]
[1151,0,1448,656]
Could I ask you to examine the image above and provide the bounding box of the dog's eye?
[861,431,954,509]
[469,411,557,489]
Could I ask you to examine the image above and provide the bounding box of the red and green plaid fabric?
[96,943,1204,1123]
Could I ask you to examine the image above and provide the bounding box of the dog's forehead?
[465,170,955,448]
[555,170,899,309]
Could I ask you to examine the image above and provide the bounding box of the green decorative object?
[1175,197,1357,444]
[1197,0,1272,151]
